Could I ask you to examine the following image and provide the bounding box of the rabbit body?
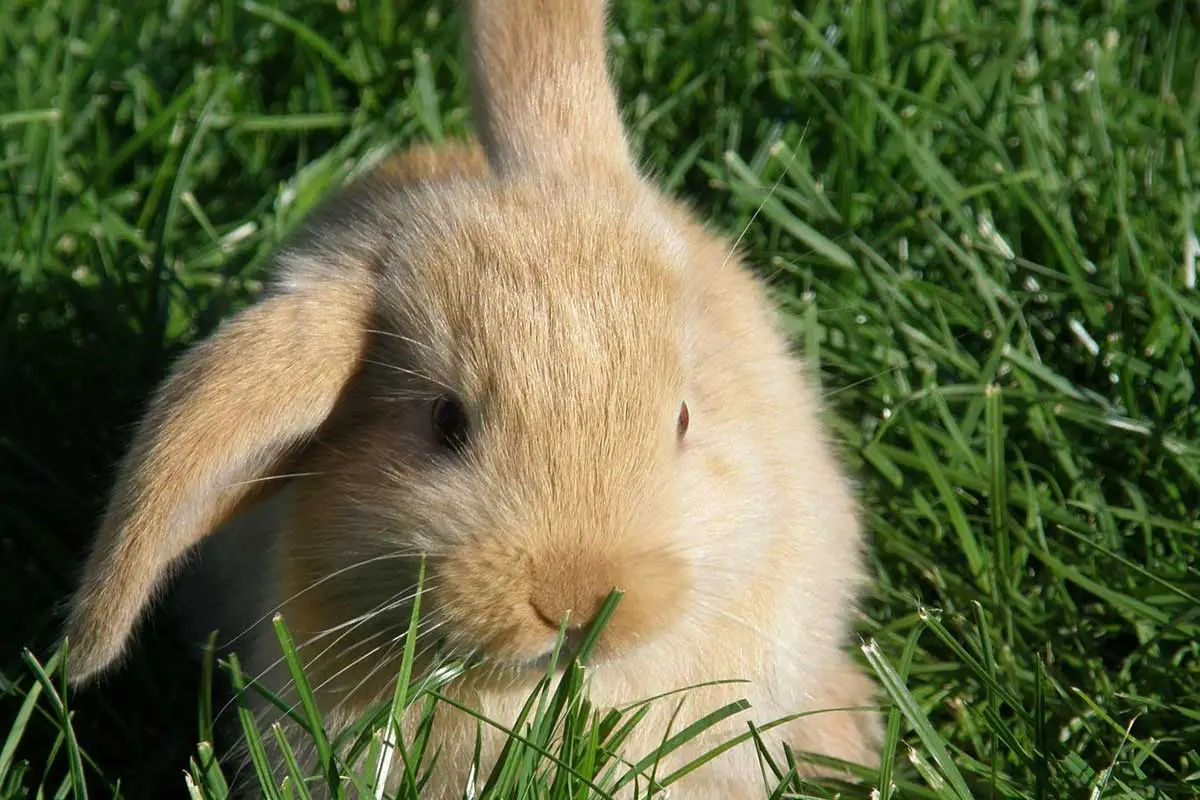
[63,2,882,797]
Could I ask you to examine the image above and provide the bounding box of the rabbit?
[61,0,884,797]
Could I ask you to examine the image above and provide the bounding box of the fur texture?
[63,0,882,796]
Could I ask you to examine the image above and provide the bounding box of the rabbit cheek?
[426,548,551,663]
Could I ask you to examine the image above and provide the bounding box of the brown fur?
[63,0,882,796]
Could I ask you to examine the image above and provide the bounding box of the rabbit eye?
[432,395,470,452]
[677,401,690,440]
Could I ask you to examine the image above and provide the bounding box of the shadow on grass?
[0,267,232,795]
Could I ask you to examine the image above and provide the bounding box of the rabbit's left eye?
[677,401,689,440]
[432,395,470,453]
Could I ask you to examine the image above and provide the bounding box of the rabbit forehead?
[376,181,691,400]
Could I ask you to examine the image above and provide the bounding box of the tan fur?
[62,283,374,681]
[373,140,489,183]
[63,0,882,796]
[465,0,631,179]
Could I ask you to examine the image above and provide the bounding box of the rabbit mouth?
[428,622,604,680]
[446,635,592,686]
[523,628,590,670]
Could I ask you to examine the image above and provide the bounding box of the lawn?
[2,0,1199,797]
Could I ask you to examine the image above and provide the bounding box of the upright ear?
[63,282,372,685]
[465,0,633,180]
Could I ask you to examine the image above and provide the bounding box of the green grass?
[2,0,1199,797]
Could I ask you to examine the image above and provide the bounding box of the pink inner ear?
[677,401,689,440]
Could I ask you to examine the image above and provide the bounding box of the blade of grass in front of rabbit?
[267,722,314,800]
[317,619,457,728]
[20,648,90,798]
[744,720,787,794]
[328,644,468,794]
[220,547,438,682]
[231,635,417,793]
[195,630,234,797]
[369,555,427,798]
[286,615,449,718]
[425,687,620,800]
[226,652,287,800]
[264,577,446,703]
[219,613,444,771]
[212,576,440,728]
[330,649,475,790]
[271,613,342,791]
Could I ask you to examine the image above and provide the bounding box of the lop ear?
[465,0,633,180]
[63,282,372,685]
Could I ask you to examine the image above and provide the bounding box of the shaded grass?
[2,0,1199,797]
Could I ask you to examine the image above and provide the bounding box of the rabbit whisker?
[319,624,454,720]
[360,357,456,394]
[280,596,445,696]
[211,580,440,726]
[257,581,442,686]
[685,593,817,683]
[363,327,438,358]
[222,551,430,647]
[243,617,450,742]
[302,615,449,704]
[719,124,808,275]
[216,471,324,490]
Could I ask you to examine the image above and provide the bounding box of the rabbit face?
[275,180,698,693]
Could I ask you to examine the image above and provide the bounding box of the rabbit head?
[277,175,703,685]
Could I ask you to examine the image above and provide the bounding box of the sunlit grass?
[2,0,1198,797]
